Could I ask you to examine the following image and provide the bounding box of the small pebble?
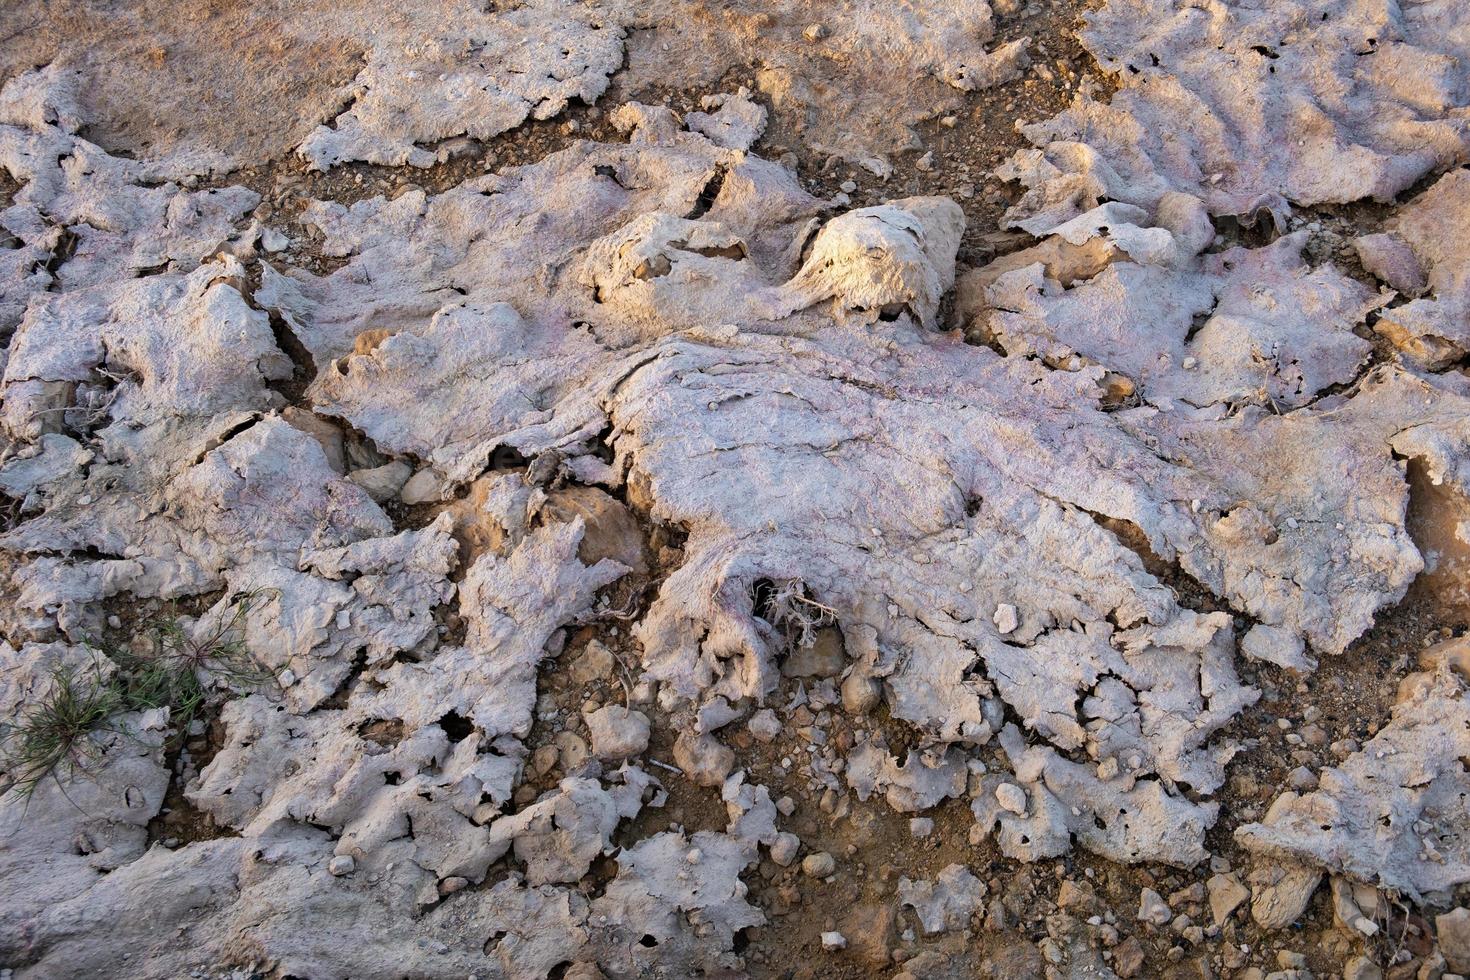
[802,852,836,878]
[1138,887,1171,926]
[770,833,801,867]
[993,603,1019,634]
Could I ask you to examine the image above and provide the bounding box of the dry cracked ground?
[0,0,1469,978]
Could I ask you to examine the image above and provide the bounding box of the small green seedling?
[0,589,277,800]
[0,658,123,799]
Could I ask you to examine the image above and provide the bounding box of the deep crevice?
[684,165,728,220]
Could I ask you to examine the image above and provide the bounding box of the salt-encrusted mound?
[1000,0,1470,233]
[0,66,258,336]
[294,0,1029,173]
[956,197,1470,668]
[1370,169,1470,370]
[296,0,627,170]
[257,108,1460,864]
[1237,665,1470,904]
[971,222,1386,412]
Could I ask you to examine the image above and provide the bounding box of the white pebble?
[993,603,1019,635]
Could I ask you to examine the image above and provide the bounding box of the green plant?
[0,590,277,800]
[114,588,277,731]
[0,658,123,799]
